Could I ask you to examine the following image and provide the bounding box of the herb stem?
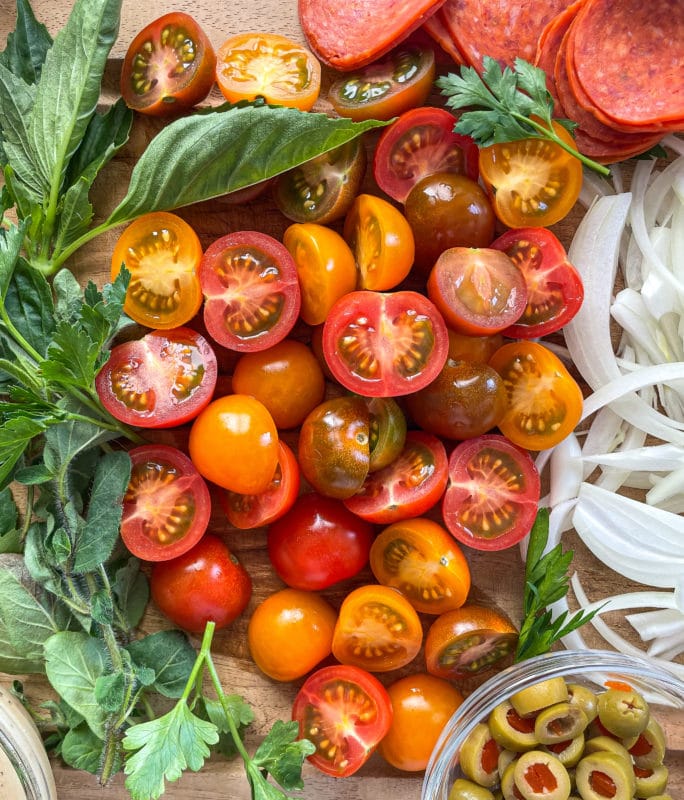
[51,218,125,274]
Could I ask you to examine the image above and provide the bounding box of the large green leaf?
[0,567,60,659]
[126,631,196,699]
[0,0,53,84]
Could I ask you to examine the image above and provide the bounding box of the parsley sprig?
[436,56,611,176]
[515,508,602,662]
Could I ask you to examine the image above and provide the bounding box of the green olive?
[543,733,585,768]
[499,761,518,800]
[575,751,636,800]
[630,717,667,769]
[498,748,517,778]
[510,678,569,717]
[644,795,673,800]
[535,702,588,744]
[513,750,571,800]
[597,688,650,738]
[584,735,633,767]
[567,684,598,724]
[460,722,502,788]
[489,701,539,752]
[448,778,496,800]
[634,764,669,798]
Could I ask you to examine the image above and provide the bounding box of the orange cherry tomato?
[478,121,583,228]
[215,32,321,110]
[188,394,278,494]
[247,588,337,681]
[447,330,504,364]
[332,584,423,672]
[488,340,584,451]
[111,212,203,330]
[369,517,471,615]
[343,194,415,291]
[282,223,358,326]
[378,673,464,772]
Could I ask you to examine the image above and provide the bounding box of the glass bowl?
[422,650,684,800]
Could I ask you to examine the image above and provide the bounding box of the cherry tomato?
[95,327,217,429]
[219,440,299,530]
[111,212,203,330]
[478,122,583,228]
[405,358,508,441]
[150,534,252,633]
[322,290,449,397]
[425,605,519,680]
[199,230,301,352]
[328,45,435,121]
[490,227,584,339]
[367,397,407,472]
[441,434,541,551]
[247,588,337,681]
[343,194,415,291]
[373,106,479,202]
[282,223,358,326]
[378,673,464,772]
[273,139,367,225]
[267,493,374,591]
[332,584,423,672]
[427,247,528,336]
[188,394,279,494]
[215,32,321,110]
[488,340,584,451]
[369,517,471,615]
[120,12,216,116]
[292,664,393,777]
[343,430,448,524]
[447,330,504,364]
[231,339,325,429]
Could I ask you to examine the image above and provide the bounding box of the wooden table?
[0,1,682,798]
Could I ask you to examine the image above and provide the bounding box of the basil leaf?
[107,106,389,226]
[0,0,52,84]
[127,630,197,699]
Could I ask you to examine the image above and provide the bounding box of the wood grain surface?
[0,1,682,799]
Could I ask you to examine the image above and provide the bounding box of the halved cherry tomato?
[490,227,584,339]
[343,430,448,524]
[441,434,541,551]
[95,327,217,429]
[122,444,211,562]
[488,341,584,451]
[292,664,393,777]
[343,194,415,291]
[425,605,519,680]
[332,584,423,672]
[111,211,203,330]
[367,397,407,472]
[373,106,479,202]
[322,290,449,397]
[282,223,358,326]
[328,45,435,121]
[216,32,321,110]
[199,230,301,352]
[427,247,528,336]
[478,122,583,228]
[369,517,471,615]
[219,440,299,530]
[120,12,216,116]
[273,139,367,225]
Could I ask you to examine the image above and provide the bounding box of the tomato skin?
[441,434,541,552]
[367,397,407,472]
[199,230,301,353]
[378,673,464,771]
[332,584,423,672]
[216,32,321,110]
[369,517,471,615]
[247,588,337,681]
[322,290,449,397]
[188,394,279,494]
[328,46,435,121]
[122,444,211,562]
[219,440,299,530]
[447,330,504,364]
[95,327,217,429]
[120,12,216,116]
[267,493,374,591]
[150,534,252,633]
[292,664,393,778]
[488,341,584,451]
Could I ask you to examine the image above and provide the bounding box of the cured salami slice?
[534,0,586,111]
[298,0,447,70]
[422,8,466,65]
[573,128,663,164]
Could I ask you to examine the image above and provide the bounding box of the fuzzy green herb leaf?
[126,630,198,700]
[252,720,315,792]
[61,723,106,774]
[0,0,52,84]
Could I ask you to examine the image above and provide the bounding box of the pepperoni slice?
[534,0,586,110]
[422,9,466,64]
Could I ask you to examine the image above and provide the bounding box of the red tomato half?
[292,664,393,778]
[199,231,301,352]
[490,227,584,338]
[95,327,217,428]
[441,434,541,551]
[322,290,449,397]
[373,106,479,203]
